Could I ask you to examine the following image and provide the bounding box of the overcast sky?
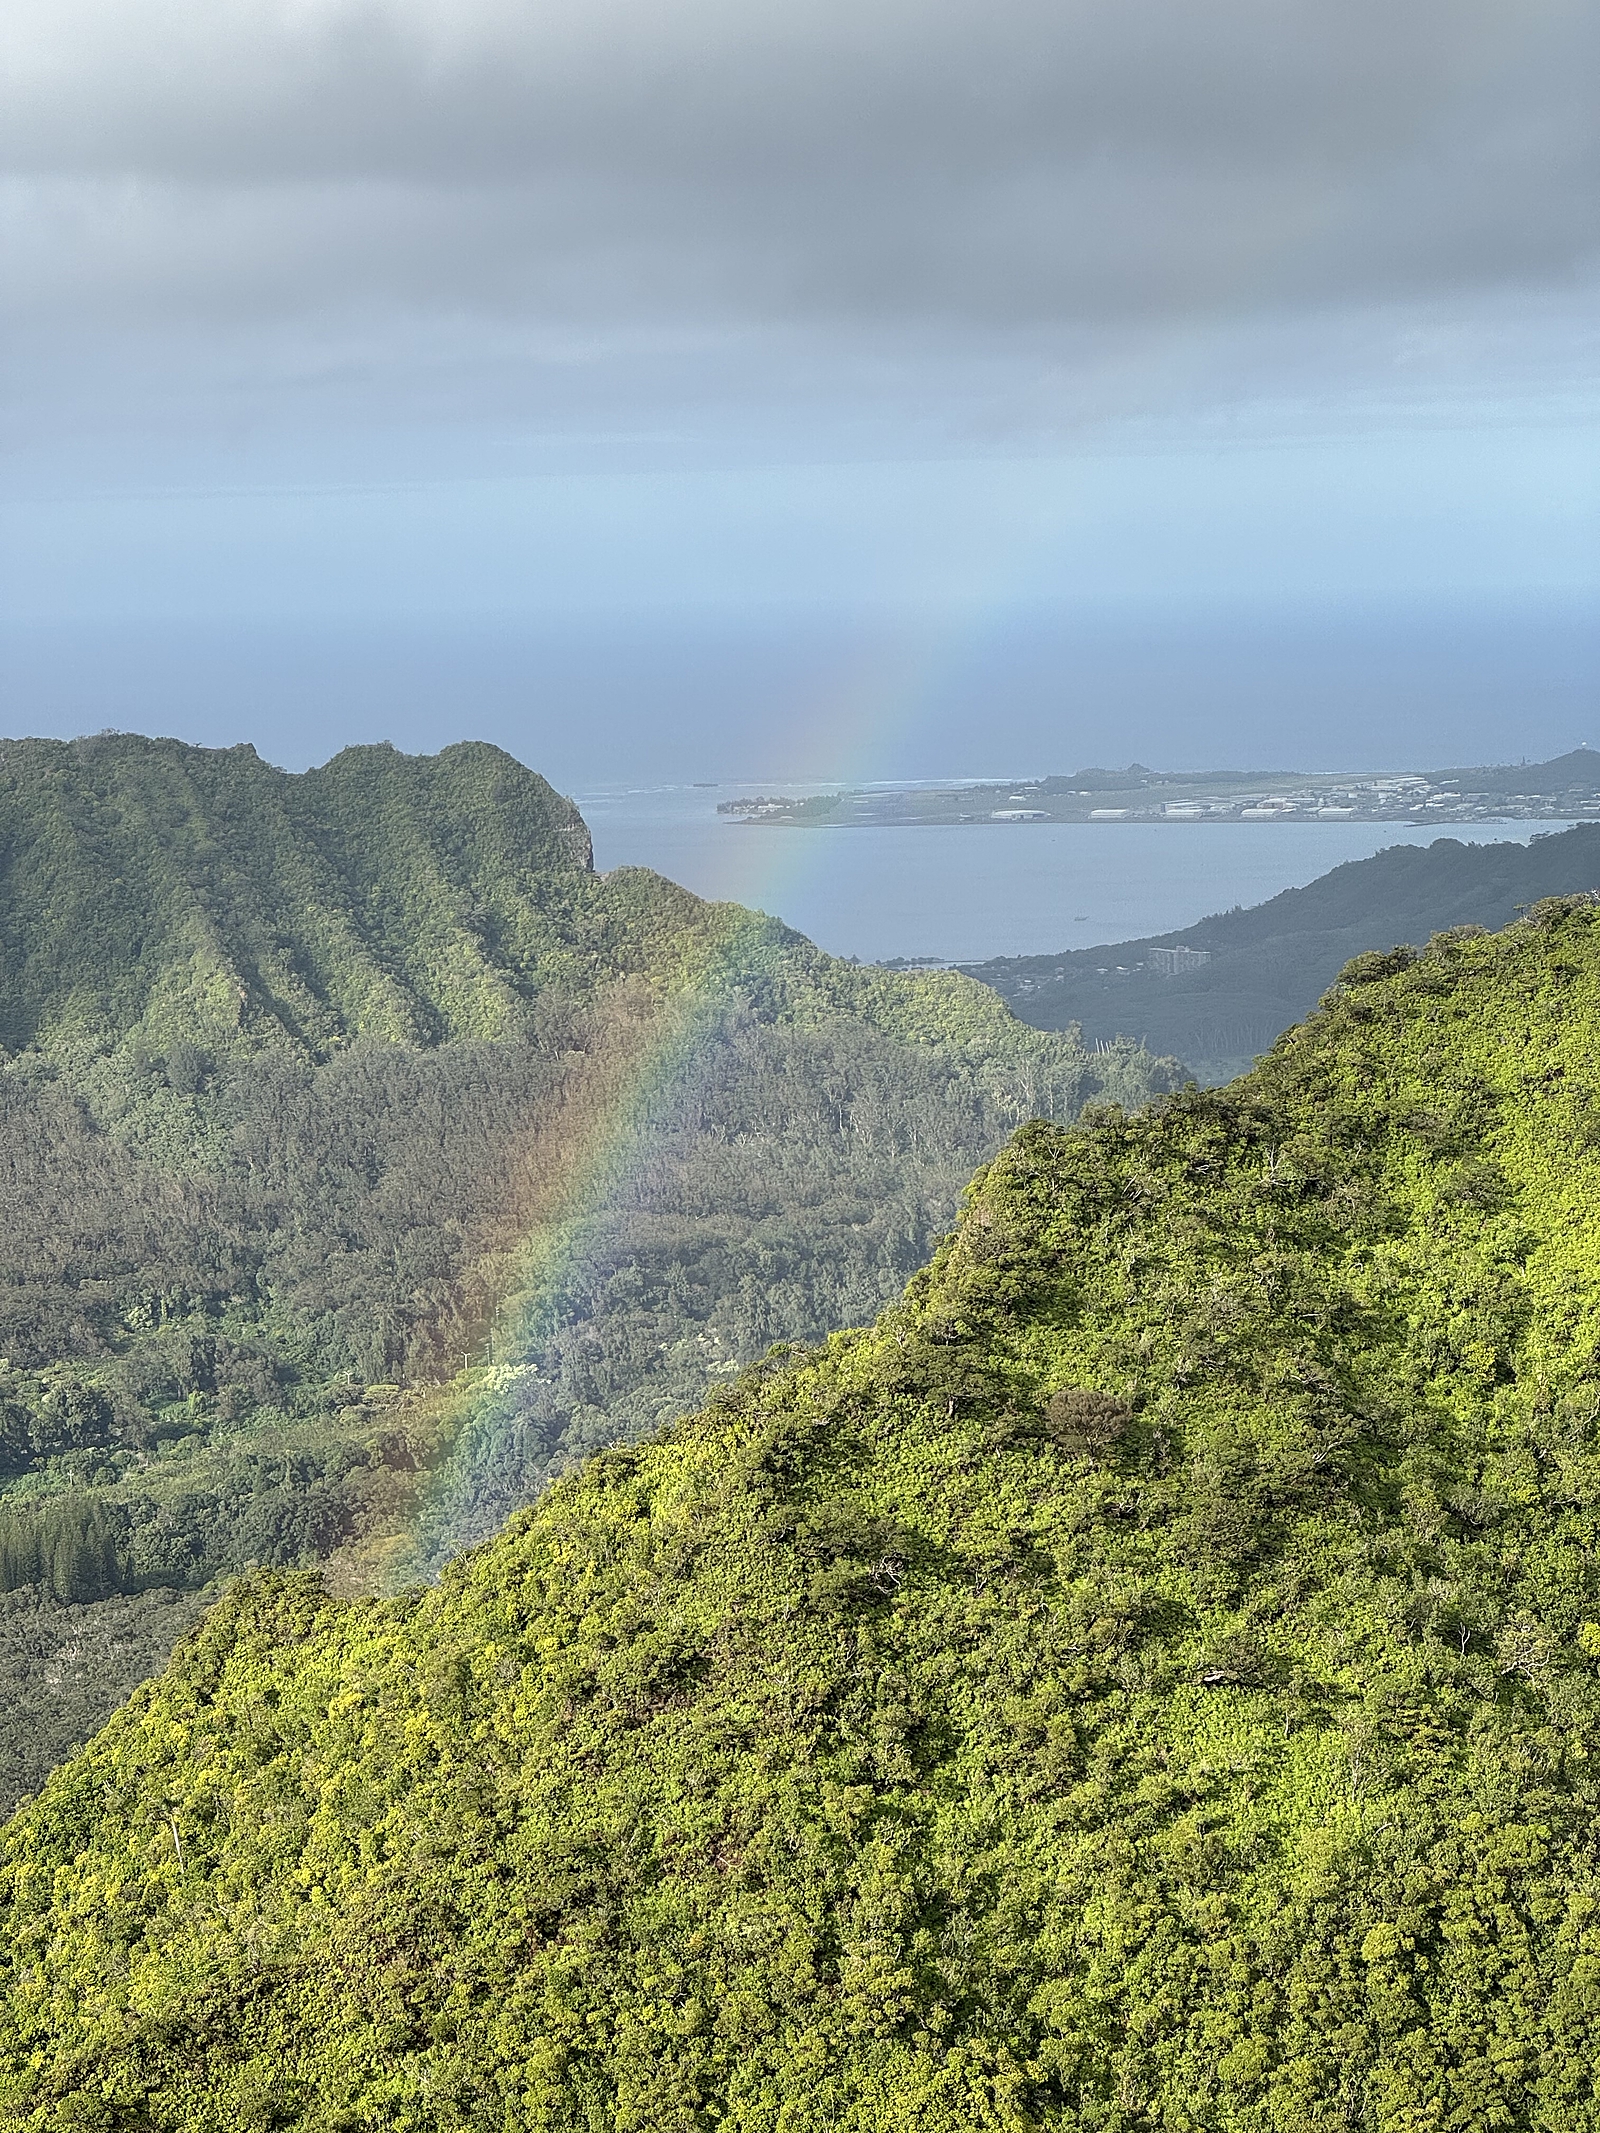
[2,0,1596,777]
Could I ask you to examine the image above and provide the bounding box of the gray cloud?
[4,0,1596,337]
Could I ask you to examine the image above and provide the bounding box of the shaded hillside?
[9,901,1600,2125]
[0,733,1174,1809]
[964,824,1600,1080]
[0,733,594,1057]
[1439,746,1600,797]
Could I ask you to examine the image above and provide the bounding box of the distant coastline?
[717,745,1600,830]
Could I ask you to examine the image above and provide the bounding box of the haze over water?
[583,784,1574,964]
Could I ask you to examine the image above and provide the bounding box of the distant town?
[718,747,1600,829]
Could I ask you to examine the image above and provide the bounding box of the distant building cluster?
[716,750,1600,831]
[1158,777,1458,823]
[1149,946,1212,976]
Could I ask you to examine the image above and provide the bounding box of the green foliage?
[11,903,1600,2122]
[0,1587,212,1810]
[411,1008,1166,1569]
[0,732,593,1056]
[0,735,1174,1807]
[0,1496,123,1602]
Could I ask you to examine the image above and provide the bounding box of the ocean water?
[578,783,1572,965]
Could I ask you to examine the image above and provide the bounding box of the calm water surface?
[578,783,1571,965]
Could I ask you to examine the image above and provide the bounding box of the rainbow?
[385,599,1060,1571]
[393,901,801,1576]
[385,561,1118,1580]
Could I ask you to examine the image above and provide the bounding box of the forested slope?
[966,824,1600,1080]
[0,732,1171,1807]
[0,731,594,1058]
[9,899,1600,2127]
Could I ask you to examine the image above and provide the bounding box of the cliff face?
[7,900,1600,2129]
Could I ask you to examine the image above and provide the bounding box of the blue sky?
[2,0,1596,780]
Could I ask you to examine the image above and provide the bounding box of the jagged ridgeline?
[0,733,1171,1809]
[9,902,1600,2128]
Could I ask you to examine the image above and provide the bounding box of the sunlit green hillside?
[8,900,1600,2126]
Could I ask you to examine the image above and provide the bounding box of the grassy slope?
[8,904,1600,2126]
[964,824,1600,1081]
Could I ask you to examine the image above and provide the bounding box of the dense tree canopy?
[7,900,1600,2126]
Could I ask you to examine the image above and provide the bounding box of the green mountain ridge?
[0,733,595,1059]
[0,732,1172,1811]
[9,897,1600,2125]
[964,824,1600,1081]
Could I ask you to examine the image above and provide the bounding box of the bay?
[579,782,1573,965]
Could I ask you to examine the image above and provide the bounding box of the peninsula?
[719,745,1600,828]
